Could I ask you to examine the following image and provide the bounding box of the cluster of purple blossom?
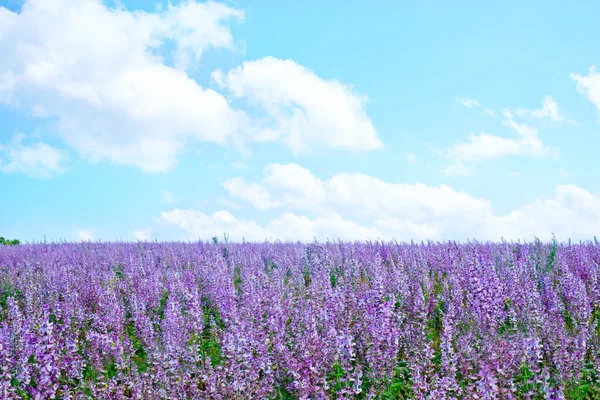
[0,240,599,399]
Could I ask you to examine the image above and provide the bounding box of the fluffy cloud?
[220,163,491,239]
[163,165,600,242]
[0,1,383,173]
[443,110,554,176]
[457,97,496,117]
[132,228,152,241]
[447,95,570,176]
[0,0,246,172]
[223,178,280,211]
[487,185,600,241]
[457,97,481,109]
[224,164,490,223]
[161,209,383,242]
[212,57,382,153]
[572,66,600,114]
[515,96,564,122]
[0,133,67,178]
[75,228,95,241]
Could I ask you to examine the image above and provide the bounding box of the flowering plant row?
[0,240,599,399]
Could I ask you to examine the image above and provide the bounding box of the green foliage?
[326,363,373,399]
[82,364,99,385]
[212,233,230,245]
[152,289,169,333]
[303,266,312,288]
[189,331,222,367]
[191,295,224,367]
[380,360,413,399]
[0,279,23,321]
[124,321,149,373]
[233,265,242,293]
[425,273,445,368]
[431,271,446,298]
[121,296,149,373]
[591,304,600,338]
[564,362,600,399]
[513,363,553,399]
[304,247,313,288]
[264,257,278,275]
[222,246,229,262]
[0,236,20,246]
[328,264,346,289]
[201,296,225,331]
[272,375,295,399]
[425,302,444,367]
[327,363,352,397]
[394,298,402,312]
[10,377,30,399]
[564,307,577,334]
[329,268,339,289]
[546,236,559,272]
[283,267,292,286]
[113,263,125,280]
[497,297,517,335]
[156,289,169,320]
[104,360,119,380]
[325,361,415,399]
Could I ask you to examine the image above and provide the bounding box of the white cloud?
[132,228,152,241]
[443,110,553,176]
[486,185,600,241]
[223,177,280,211]
[217,163,494,240]
[457,97,496,117]
[224,163,490,218]
[515,96,564,122]
[75,228,95,241]
[457,97,481,109]
[163,164,600,242]
[161,209,383,242]
[161,0,245,71]
[213,57,383,153]
[572,66,600,116]
[484,109,496,118]
[161,209,265,241]
[160,190,175,204]
[0,0,246,172]
[0,133,67,178]
[449,95,569,175]
[405,152,416,163]
[509,171,520,177]
[0,1,383,172]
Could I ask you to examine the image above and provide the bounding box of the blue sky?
[1,0,600,242]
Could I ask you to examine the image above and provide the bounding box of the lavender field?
[1,240,599,399]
